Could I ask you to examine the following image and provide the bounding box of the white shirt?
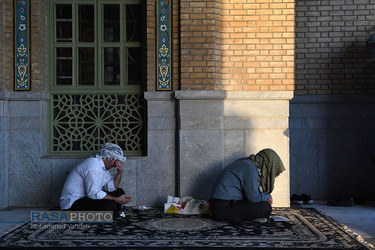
[60,156,116,210]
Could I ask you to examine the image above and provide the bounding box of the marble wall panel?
[179,100,224,116]
[224,117,288,130]
[179,130,224,200]
[179,116,222,130]
[224,130,245,166]
[224,100,289,117]
[9,101,42,117]
[0,99,8,208]
[6,96,50,207]
[8,129,51,206]
[119,159,138,206]
[148,117,175,130]
[136,129,175,205]
[147,100,175,118]
[9,117,41,130]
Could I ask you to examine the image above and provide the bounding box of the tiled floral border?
[156,0,171,90]
[14,0,30,90]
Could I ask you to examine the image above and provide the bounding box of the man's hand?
[268,195,273,205]
[104,194,131,204]
[114,160,123,175]
[113,160,123,189]
[115,194,132,205]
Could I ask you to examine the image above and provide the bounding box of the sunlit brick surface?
[178,0,295,91]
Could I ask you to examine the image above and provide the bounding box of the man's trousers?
[68,188,125,216]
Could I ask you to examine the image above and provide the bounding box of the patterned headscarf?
[94,143,127,163]
[249,148,285,194]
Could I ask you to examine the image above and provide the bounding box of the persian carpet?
[0,207,373,249]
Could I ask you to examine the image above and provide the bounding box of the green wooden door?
[48,0,146,156]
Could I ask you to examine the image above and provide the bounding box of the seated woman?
[211,148,285,223]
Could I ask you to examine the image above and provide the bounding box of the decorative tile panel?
[14,0,30,90]
[156,0,171,90]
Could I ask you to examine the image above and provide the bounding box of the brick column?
[179,0,294,92]
[0,1,3,90]
[180,0,222,90]
[221,0,295,91]
[30,0,48,91]
[146,0,156,91]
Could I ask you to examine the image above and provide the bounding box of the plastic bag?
[164,195,210,214]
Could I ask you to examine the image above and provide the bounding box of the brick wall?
[30,0,48,92]
[0,0,47,91]
[0,1,3,90]
[180,0,223,90]
[295,0,375,95]
[5,0,375,94]
[177,0,295,91]
[172,0,180,91]
[2,0,298,92]
[221,0,295,91]
[146,0,156,91]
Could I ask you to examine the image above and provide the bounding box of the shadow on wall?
[292,3,375,201]
[178,95,227,201]
[324,41,375,91]
[187,163,222,201]
[290,38,375,201]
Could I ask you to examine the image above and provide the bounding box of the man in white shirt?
[60,143,131,215]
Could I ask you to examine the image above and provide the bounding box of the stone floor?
[294,200,375,246]
[0,207,47,235]
[1,202,374,247]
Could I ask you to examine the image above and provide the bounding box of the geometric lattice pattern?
[51,94,145,155]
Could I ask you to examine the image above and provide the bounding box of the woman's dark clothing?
[211,198,272,224]
[211,154,283,223]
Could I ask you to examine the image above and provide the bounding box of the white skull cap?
[96,143,127,162]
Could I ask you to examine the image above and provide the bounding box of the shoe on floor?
[252,218,268,223]
[301,194,314,204]
[290,194,303,205]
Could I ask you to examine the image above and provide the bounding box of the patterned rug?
[0,207,373,249]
